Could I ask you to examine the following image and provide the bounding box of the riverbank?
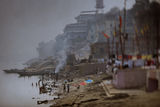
[3,69,54,76]
[49,73,160,107]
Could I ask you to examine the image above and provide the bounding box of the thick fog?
[0,0,135,68]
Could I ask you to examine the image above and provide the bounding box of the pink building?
[112,69,146,89]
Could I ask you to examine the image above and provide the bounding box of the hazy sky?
[0,0,135,67]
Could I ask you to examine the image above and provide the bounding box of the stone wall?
[76,63,106,76]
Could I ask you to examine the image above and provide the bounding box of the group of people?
[105,54,160,75]
[63,79,72,93]
[31,82,38,87]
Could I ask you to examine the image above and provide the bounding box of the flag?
[144,24,149,32]
[118,55,122,59]
[128,55,132,59]
[113,31,116,37]
[113,22,117,37]
[119,16,122,28]
[142,55,147,60]
[144,25,147,32]
[134,25,138,34]
[102,32,110,39]
[132,56,137,60]
[141,29,144,35]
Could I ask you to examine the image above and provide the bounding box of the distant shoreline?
[3,69,53,77]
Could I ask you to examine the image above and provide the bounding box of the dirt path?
[50,74,160,107]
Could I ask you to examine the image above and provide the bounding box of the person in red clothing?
[147,60,152,66]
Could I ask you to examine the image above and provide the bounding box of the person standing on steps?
[63,82,66,93]
[67,83,70,93]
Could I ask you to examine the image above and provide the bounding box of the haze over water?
[0,64,52,107]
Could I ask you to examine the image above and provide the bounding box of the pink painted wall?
[147,70,160,90]
[113,69,146,89]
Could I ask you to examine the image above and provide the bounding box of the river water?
[0,63,53,107]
